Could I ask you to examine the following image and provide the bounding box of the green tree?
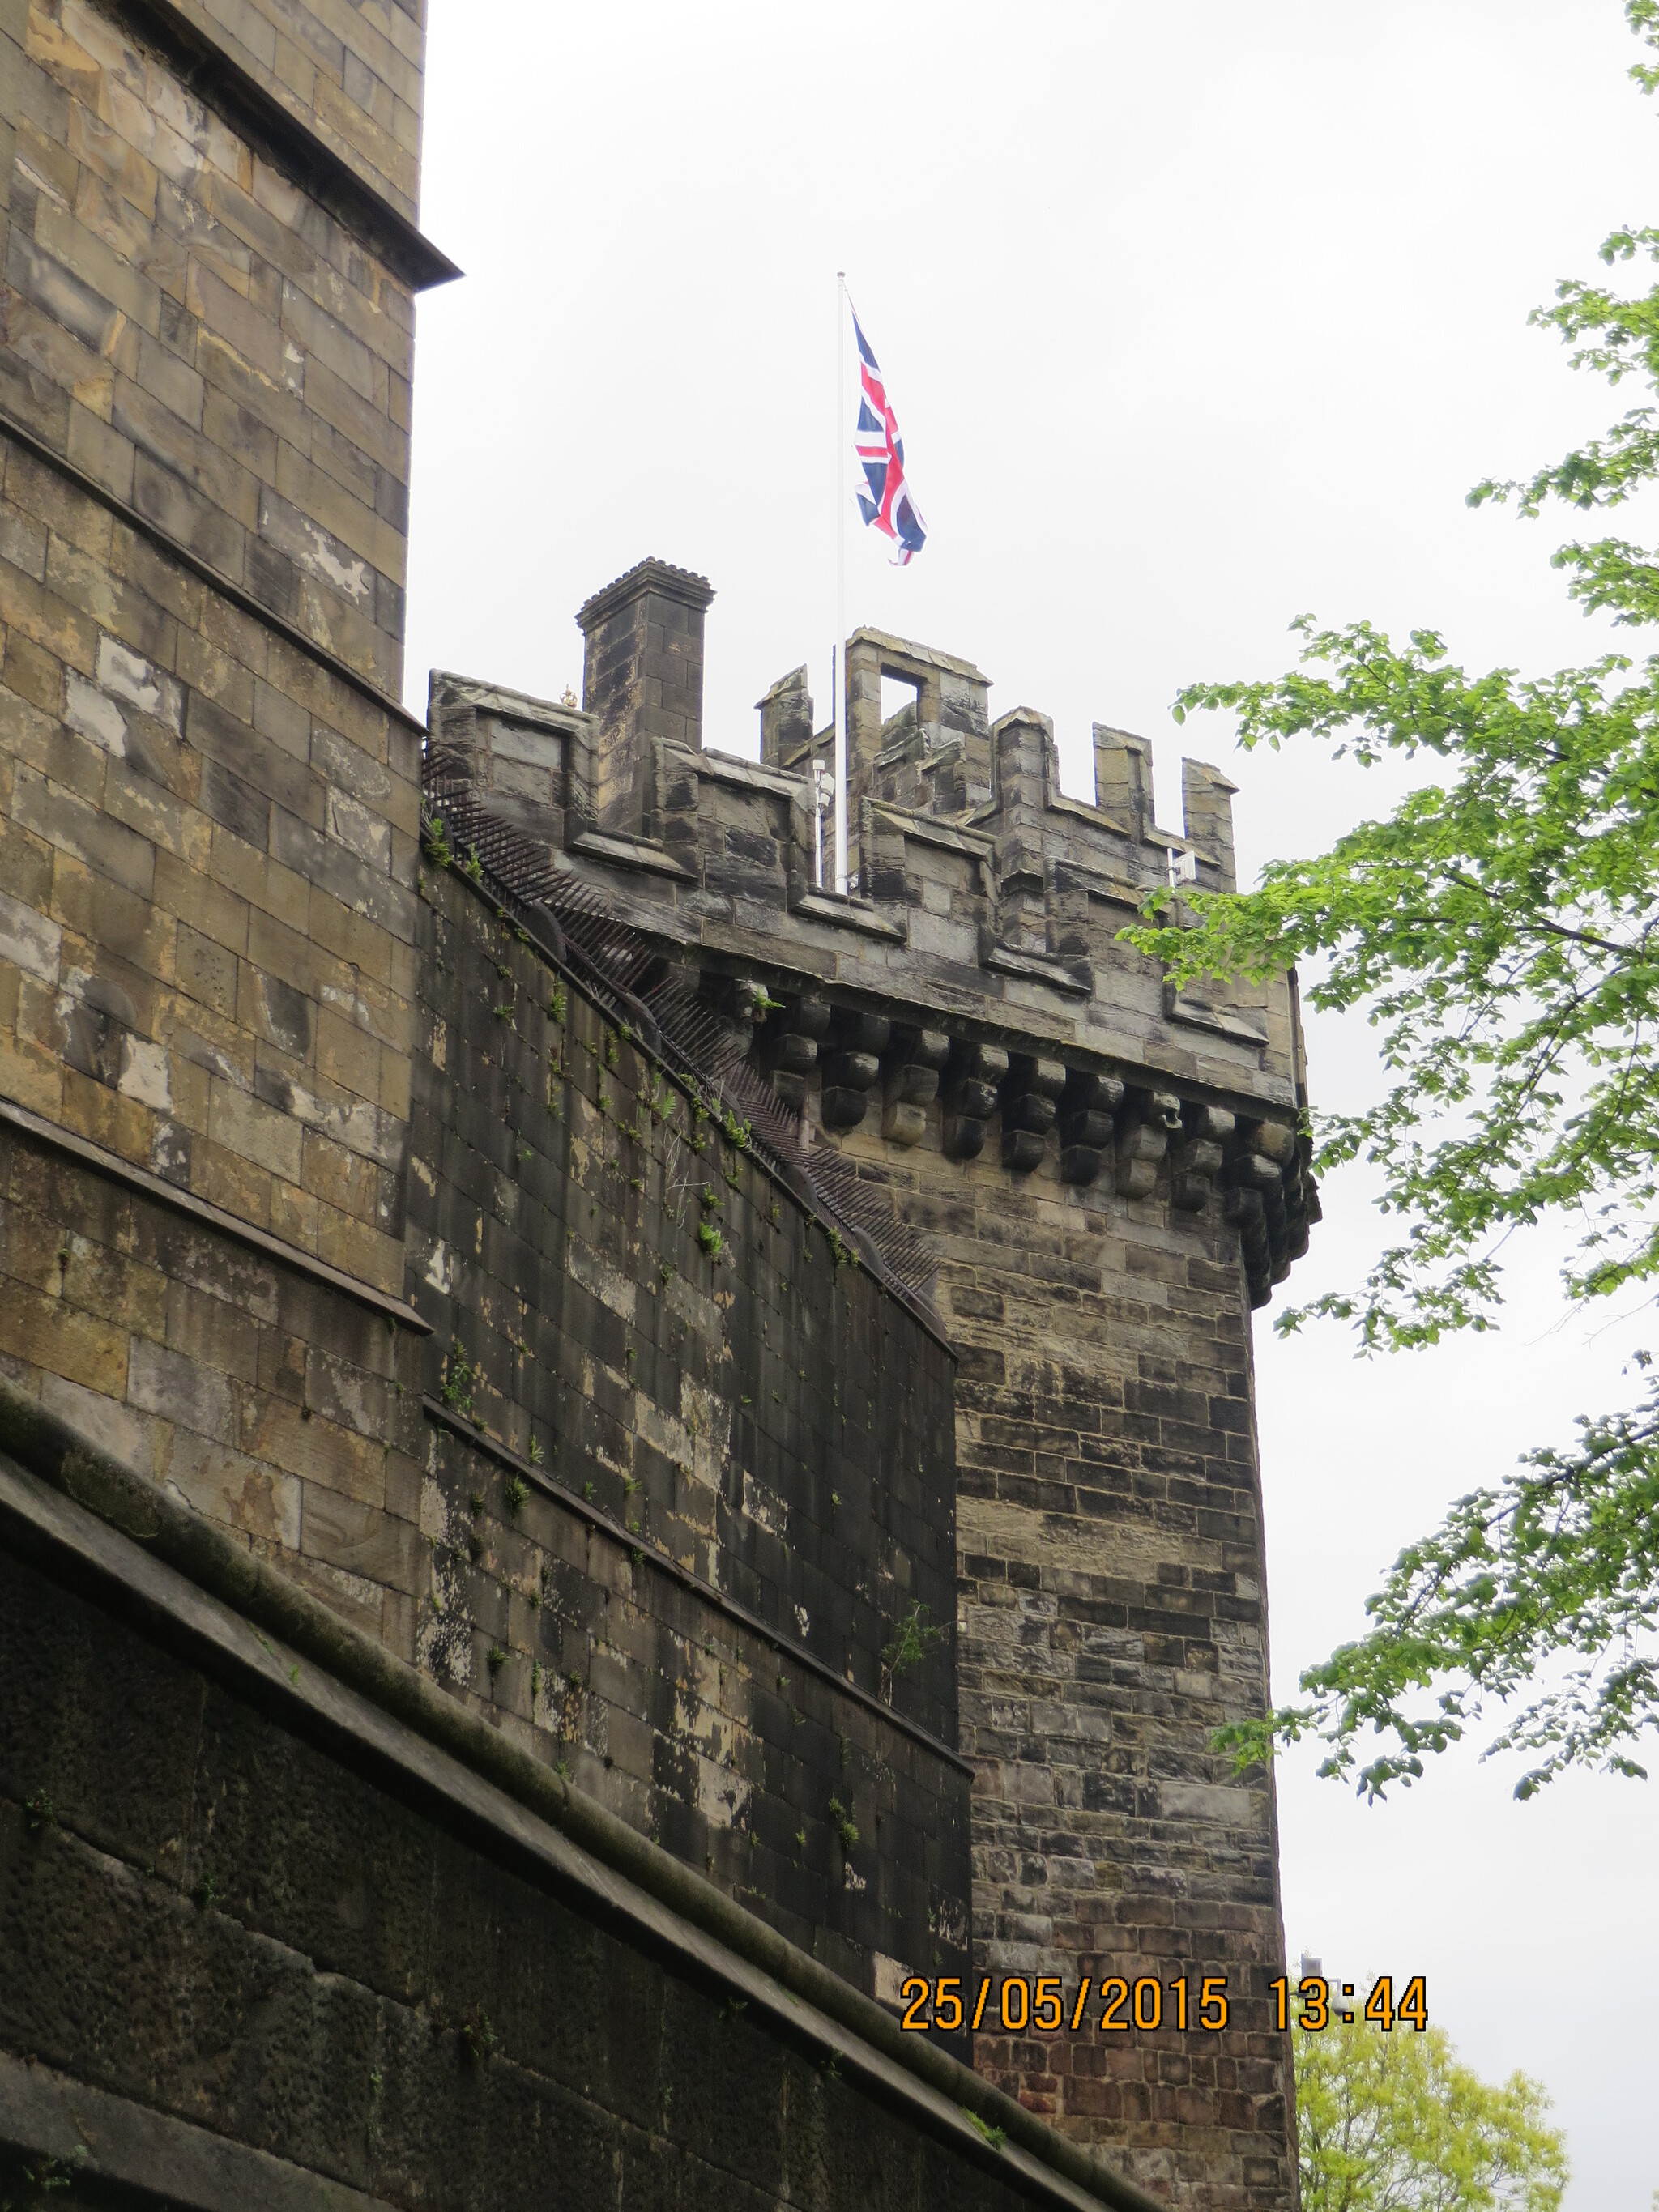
[1296,2015,1567,2211]
[1129,0,1659,1801]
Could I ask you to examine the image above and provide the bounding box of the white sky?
[405,8,1658,2203]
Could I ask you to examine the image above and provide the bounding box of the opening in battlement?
[881,671,922,739]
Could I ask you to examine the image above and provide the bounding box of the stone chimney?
[576,558,714,833]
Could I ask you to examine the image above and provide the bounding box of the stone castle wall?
[0,1431,1154,2212]
[424,568,1314,2210]
[2,4,1308,2206]
[3,0,434,697]
[0,0,434,1673]
[405,850,970,2003]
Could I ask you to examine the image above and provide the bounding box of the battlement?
[429,562,1318,1311]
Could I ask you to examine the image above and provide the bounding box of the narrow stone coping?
[431,672,591,734]
[786,888,907,941]
[1074,867,1151,911]
[112,0,461,289]
[422,1396,975,1775]
[0,1096,432,1334]
[0,1383,1168,2212]
[963,792,1203,871]
[547,853,698,945]
[1043,791,1140,845]
[874,731,966,776]
[0,2053,400,2212]
[0,411,425,735]
[755,665,807,707]
[569,829,697,880]
[695,747,806,801]
[980,941,1093,997]
[869,803,996,859]
[1162,985,1270,1049]
[849,624,989,685]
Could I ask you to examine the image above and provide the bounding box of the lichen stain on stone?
[696,1753,751,1831]
[633,1393,691,1475]
[420,1547,473,1685]
[740,1469,787,1536]
[419,1473,447,1541]
[567,1236,635,1323]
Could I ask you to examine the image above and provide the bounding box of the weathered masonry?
[424,569,1316,2210]
[0,2,1307,2208]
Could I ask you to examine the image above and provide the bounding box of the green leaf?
[1160,4,1659,1794]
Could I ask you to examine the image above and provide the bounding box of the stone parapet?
[429,646,1318,1313]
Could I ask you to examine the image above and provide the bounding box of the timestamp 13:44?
[1279,1975,1429,2032]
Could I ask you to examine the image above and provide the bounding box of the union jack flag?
[850,301,927,566]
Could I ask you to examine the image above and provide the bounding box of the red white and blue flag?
[849,301,927,566]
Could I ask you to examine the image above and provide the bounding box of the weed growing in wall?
[827,1794,859,1853]
[881,1602,945,1704]
[441,1349,476,1420]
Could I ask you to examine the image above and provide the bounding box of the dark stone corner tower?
[0,1,1307,2205]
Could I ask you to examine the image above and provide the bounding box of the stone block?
[127,1332,234,1443]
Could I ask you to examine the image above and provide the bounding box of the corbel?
[759,989,831,1115]
[821,1009,893,1132]
[941,1041,1009,1161]
[999,1055,1067,1173]
[1115,1088,1183,1200]
[1170,1103,1236,1213]
[1057,1069,1126,1187]
[881,1027,950,1148]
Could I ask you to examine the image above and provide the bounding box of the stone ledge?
[569,829,697,880]
[1163,983,1271,1049]
[0,2053,399,2212]
[0,1387,1166,2212]
[111,0,460,288]
[0,411,426,735]
[423,1396,973,1775]
[0,1096,431,1334]
[787,886,908,940]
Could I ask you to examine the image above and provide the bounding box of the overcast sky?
[405,8,1658,2202]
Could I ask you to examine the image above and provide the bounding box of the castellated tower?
[426,569,1316,2208]
[0,6,1303,2206]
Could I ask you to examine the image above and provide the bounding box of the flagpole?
[834,269,848,895]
